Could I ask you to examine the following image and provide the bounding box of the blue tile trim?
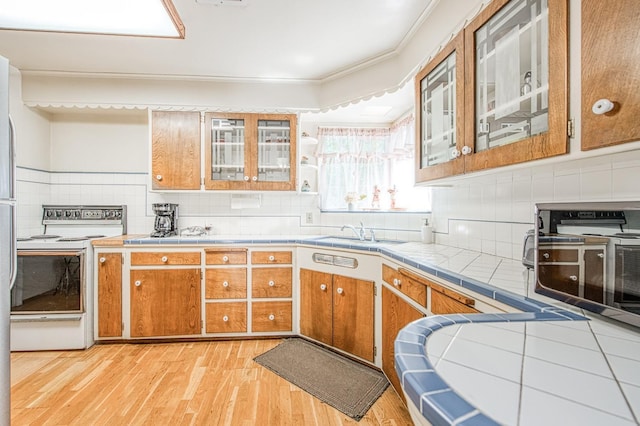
[394,312,589,426]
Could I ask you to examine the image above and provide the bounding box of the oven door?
[12,250,85,314]
[614,245,640,313]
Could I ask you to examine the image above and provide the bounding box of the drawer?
[205,268,247,299]
[384,267,427,308]
[130,251,200,266]
[205,248,247,265]
[382,264,402,286]
[538,248,579,262]
[251,251,292,265]
[252,267,292,298]
[430,285,478,315]
[205,302,247,333]
[252,301,292,332]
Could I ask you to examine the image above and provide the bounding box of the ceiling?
[0,0,437,122]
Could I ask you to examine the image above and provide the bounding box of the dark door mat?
[253,338,389,421]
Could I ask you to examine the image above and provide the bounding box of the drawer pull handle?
[320,284,327,291]
[597,253,604,258]
[268,280,275,287]
[161,256,168,263]
[336,287,344,295]
[569,275,578,281]
[134,280,141,287]
[222,281,229,288]
[99,257,106,263]
[268,314,275,321]
[269,255,275,262]
[222,315,229,322]
[393,278,401,287]
[542,252,550,259]
[156,174,162,181]
[244,176,249,181]
[222,255,229,262]
[252,176,258,182]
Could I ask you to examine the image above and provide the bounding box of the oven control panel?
[42,205,126,224]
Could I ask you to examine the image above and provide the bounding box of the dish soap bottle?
[421,218,433,244]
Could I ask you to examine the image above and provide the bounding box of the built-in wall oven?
[11,205,126,351]
[614,243,640,313]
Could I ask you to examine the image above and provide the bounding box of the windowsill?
[320,209,431,214]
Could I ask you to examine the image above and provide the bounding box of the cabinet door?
[415,32,466,182]
[299,268,333,346]
[581,0,640,150]
[97,252,122,338]
[332,274,375,362]
[538,264,580,296]
[382,287,425,400]
[130,269,201,337]
[204,113,252,190]
[463,0,568,172]
[252,114,297,191]
[151,111,201,190]
[584,248,605,303]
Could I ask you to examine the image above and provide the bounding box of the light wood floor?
[11,339,414,425]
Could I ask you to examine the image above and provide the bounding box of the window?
[316,115,431,212]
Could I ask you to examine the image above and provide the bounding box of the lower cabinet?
[382,286,425,400]
[130,268,201,337]
[96,252,123,338]
[205,302,247,333]
[299,268,375,362]
[252,301,292,332]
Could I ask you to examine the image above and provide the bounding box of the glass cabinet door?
[257,118,291,183]
[474,0,549,151]
[415,33,465,182]
[205,113,249,189]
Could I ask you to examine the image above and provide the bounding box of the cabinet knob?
[252,176,258,182]
[222,315,229,322]
[320,284,327,291]
[461,146,473,156]
[569,275,578,281]
[99,257,106,263]
[393,278,401,287]
[597,253,604,258]
[222,255,229,262]
[161,256,168,263]
[542,252,550,259]
[268,255,275,262]
[592,98,615,115]
[244,176,249,181]
[222,281,229,288]
[268,314,275,321]
[451,149,461,158]
[268,280,275,287]
[156,174,163,181]
[134,280,141,287]
[336,287,344,295]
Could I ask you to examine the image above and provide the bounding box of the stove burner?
[30,234,61,240]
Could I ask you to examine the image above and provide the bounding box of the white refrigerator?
[0,53,15,425]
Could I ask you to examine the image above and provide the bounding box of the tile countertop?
[102,235,640,426]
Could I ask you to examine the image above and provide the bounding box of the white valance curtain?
[316,115,417,210]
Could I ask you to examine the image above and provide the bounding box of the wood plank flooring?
[11,339,415,425]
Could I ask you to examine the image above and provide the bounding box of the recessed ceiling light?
[0,0,185,38]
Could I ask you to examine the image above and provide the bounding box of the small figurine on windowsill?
[371,185,381,209]
[301,180,311,192]
[388,185,398,209]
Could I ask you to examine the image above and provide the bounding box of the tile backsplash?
[17,147,640,261]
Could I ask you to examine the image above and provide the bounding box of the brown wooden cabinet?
[382,286,425,400]
[151,111,201,190]
[96,252,122,338]
[581,0,640,150]
[415,0,569,183]
[130,268,201,337]
[299,268,375,362]
[203,113,297,191]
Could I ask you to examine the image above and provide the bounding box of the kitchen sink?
[313,236,403,246]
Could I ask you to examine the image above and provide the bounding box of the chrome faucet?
[341,222,375,242]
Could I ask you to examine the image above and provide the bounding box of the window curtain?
[316,115,418,210]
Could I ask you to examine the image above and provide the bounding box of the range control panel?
[42,205,126,223]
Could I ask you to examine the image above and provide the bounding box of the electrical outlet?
[305,212,313,224]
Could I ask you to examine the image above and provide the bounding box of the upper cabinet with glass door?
[204,112,297,191]
[463,0,568,173]
[415,33,465,182]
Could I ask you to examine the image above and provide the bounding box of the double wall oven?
[11,205,126,351]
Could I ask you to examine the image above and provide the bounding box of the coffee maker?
[151,203,178,237]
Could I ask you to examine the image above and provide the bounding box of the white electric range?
[11,205,126,351]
